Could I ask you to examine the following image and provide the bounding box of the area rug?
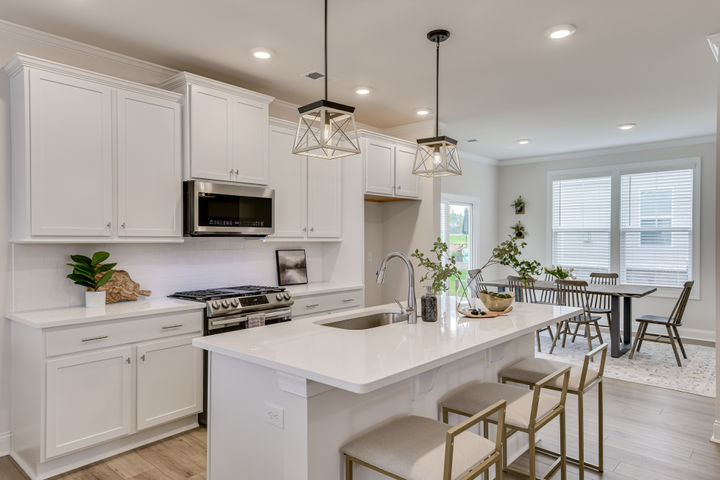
[535,331,716,397]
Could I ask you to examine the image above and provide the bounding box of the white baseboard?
[0,431,11,456]
[595,325,716,344]
[712,420,720,444]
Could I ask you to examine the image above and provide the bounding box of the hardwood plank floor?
[0,378,717,479]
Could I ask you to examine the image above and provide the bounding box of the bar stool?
[499,344,607,480]
[440,367,570,480]
[342,400,506,480]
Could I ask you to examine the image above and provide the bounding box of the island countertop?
[193,299,581,393]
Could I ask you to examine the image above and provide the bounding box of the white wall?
[0,21,366,451]
[497,138,717,341]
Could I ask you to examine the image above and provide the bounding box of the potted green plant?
[512,196,526,214]
[411,238,461,322]
[544,265,575,280]
[67,251,117,307]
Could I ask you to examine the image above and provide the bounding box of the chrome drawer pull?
[306,304,320,309]
[342,298,355,303]
[81,335,108,343]
[161,324,183,330]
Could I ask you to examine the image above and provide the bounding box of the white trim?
[158,71,274,104]
[546,157,701,295]
[707,33,720,62]
[440,194,480,272]
[712,420,720,444]
[499,135,716,166]
[0,431,11,456]
[0,19,177,77]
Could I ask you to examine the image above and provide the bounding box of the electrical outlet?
[264,402,284,429]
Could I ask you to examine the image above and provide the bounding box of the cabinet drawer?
[292,289,364,317]
[46,310,203,357]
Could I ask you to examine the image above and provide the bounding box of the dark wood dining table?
[480,278,657,358]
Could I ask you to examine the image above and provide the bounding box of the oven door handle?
[210,308,292,327]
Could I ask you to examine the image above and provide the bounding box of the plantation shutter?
[551,176,612,279]
[620,169,693,287]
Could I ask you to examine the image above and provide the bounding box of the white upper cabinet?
[189,86,233,181]
[307,157,342,238]
[268,119,342,240]
[393,143,420,198]
[4,54,183,243]
[117,91,182,237]
[363,137,395,196]
[28,69,114,237]
[268,122,308,238]
[361,132,421,200]
[160,72,274,185]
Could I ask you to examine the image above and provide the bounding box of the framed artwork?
[276,249,308,286]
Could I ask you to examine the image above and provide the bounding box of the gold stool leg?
[598,381,604,472]
[345,455,353,480]
[483,421,490,480]
[442,406,449,423]
[578,393,585,480]
[528,429,536,480]
[560,410,567,480]
[496,456,503,480]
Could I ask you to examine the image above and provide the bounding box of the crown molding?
[0,18,178,77]
[498,134,717,167]
[708,33,720,62]
[158,71,274,104]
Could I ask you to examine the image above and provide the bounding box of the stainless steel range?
[171,285,293,333]
[170,285,293,426]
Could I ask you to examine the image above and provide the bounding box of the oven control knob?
[212,301,220,309]
[230,299,239,308]
[221,300,229,308]
[283,292,291,300]
[276,293,283,301]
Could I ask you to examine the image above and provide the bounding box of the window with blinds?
[551,176,612,279]
[441,200,473,295]
[620,169,693,287]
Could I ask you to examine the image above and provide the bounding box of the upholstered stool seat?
[440,368,571,480]
[441,382,560,429]
[342,401,506,480]
[500,344,608,480]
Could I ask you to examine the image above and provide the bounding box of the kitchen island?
[193,298,581,480]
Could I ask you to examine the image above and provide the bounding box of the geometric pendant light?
[412,29,462,177]
[292,0,361,159]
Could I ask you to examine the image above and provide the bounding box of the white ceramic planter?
[85,290,106,308]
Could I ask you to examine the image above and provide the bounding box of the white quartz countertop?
[193,299,581,394]
[284,282,364,297]
[7,298,205,329]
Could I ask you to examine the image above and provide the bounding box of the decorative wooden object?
[96,270,151,304]
[458,306,514,318]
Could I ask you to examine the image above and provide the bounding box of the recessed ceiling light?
[546,25,577,40]
[618,123,636,130]
[251,48,274,59]
[416,108,431,116]
[355,87,372,95]
[517,139,531,145]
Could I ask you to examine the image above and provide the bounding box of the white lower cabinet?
[136,336,203,430]
[45,346,134,459]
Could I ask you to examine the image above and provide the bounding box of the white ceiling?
[0,0,718,159]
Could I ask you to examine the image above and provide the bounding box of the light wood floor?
[0,378,718,480]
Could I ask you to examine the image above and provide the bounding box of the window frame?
[546,157,701,299]
[441,193,480,268]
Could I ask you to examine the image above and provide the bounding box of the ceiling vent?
[467,139,478,143]
[303,71,325,80]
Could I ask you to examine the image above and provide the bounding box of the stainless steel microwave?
[184,181,274,237]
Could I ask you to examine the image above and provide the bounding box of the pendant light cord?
[435,39,439,136]
[324,0,328,100]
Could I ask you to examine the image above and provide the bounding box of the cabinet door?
[307,157,342,238]
[268,126,307,238]
[232,98,269,185]
[363,137,395,196]
[136,336,203,431]
[189,85,232,181]
[117,91,182,237]
[45,346,134,459]
[29,69,113,237]
[394,144,420,199]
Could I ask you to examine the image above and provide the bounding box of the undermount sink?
[322,312,409,330]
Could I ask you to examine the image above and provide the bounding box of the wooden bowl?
[478,293,514,312]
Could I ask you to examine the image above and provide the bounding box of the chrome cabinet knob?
[310,227,314,232]
[121,222,126,228]
[106,221,111,228]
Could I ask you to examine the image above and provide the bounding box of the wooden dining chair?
[539,274,558,305]
[629,281,694,367]
[588,273,618,331]
[507,276,554,352]
[467,269,486,297]
[550,280,603,354]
